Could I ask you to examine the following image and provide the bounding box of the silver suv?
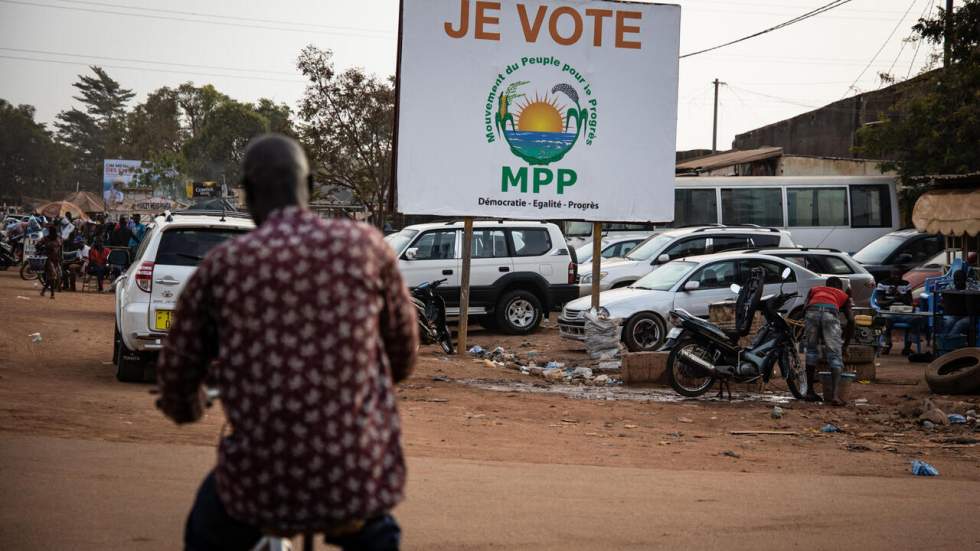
[113,211,254,382]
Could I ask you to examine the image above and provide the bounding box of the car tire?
[116,333,146,383]
[623,313,666,352]
[495,290,543,335]
[925,348,980,395]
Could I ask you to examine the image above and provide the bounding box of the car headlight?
[596,307,611,320]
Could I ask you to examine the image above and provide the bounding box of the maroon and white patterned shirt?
[157,207,418,532]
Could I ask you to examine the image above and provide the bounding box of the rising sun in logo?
[516,95,565,133]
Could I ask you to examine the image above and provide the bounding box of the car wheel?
[623,313,666,352]
[115,334,146,383]
[113,325,121,364]
[495,290,543,335]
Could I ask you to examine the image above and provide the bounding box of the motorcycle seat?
[680,311,736,342]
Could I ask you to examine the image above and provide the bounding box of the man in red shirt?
[156,134,418,550]
[803,276,854,405]
[87,238,111,292]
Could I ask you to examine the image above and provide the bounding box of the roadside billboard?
[395,0,680,222]
[102,159,145,192]
[187,181,220,198]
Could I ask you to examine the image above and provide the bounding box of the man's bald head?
[242,134,312,224]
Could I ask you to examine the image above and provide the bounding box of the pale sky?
[0,0,954,152]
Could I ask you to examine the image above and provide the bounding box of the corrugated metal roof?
[676,147,783,172]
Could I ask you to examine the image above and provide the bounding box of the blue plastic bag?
[911,460,939,476]
[820,423,840,433]
[468,345,485,356]
[948,414,967,424]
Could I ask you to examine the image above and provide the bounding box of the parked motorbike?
[662,266,809,399]
[0,235,17,271]
[412,279,454,354]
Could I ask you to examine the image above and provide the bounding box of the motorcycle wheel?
[779,345,807,399]
[20,262,37,281]
[667,336,716,397]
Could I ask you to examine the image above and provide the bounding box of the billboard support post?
[591,222,602,310]
[457,217,474,355]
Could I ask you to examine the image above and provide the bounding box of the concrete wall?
[733,72,935,158]
[778,156,895,176]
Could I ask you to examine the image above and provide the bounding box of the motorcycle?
[0,234,17,271]
[661,266,809,400]
[412,279,454,354]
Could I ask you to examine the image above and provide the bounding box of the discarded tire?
[925,348,980,395]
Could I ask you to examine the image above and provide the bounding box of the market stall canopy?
[37,201,91,221]
[62,191,105,213]
[913,188,980,237]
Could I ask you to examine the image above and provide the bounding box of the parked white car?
[574,235,651,267]
[384,221,579,334]
[578,225,794,295]
[113,211,254,382]
[560,252,829,352]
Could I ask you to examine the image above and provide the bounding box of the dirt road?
[1,270,979,549]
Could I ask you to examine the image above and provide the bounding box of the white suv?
[113,211,254,382]
[579,225,795,294]
[385,221,579,334]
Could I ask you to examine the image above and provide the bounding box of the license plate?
[667,328,682,339]
[154,310,174,331]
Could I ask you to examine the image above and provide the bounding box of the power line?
[679,0,854,59]
[52,0,392,35]
[0,0,394,39]
[0,46,296,76]
[0,53,305,83]
[883,0,931,80]
[841,0,919,98]
[906,2,936,79]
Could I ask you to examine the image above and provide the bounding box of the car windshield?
[631,261,696,291]
[625,234,673,261]
[575,242,606,264]
[384,229,419,255]
[852,234,905,264]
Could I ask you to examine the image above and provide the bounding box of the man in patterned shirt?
[157,134,419,550]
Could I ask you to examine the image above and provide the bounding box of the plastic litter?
[545,361,564,370]
[910,460,939,477]
[922,420,936,430]
[948,414,967,424]
[29,332,42,343]
[771,406,784,419]
[571,367,594,380]
[468,345,485,356]
[820,423,840,433]
[15,296,30,301]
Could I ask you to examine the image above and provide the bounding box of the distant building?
[732,70,936,159]
[676,146,893,177]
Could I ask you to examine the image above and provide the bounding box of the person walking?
[38,224,62,299]
[803,276,854,405]
[156,134,419,551]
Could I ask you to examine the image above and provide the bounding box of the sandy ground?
[1,270,979,549]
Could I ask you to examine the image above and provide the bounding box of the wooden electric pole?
[712,78,725,153]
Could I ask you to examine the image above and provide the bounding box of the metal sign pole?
[591,222,603,310]
[457,217,474,354]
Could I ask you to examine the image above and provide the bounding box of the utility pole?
[712,78,725,153]
[943,0,954,67]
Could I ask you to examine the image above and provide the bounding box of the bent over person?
[803,276,853,406]
[156,134,419,550]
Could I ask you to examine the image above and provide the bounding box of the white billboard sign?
[396,0,680,222]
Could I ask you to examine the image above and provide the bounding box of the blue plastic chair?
[871,287,923,355]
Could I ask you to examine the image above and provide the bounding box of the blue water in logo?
[503,130,578,164]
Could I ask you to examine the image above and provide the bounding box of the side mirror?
[730,283,741,294]
[684,280,700,291]
[657,254,670,264]
[781,267,792,281]
[404,247,418,260]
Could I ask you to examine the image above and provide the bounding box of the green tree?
[0,100,68,200]
[126,86,181,159]
[54,66,134,190]
[856,1,980,215]
[176,83,228,141]
[296,46,394,225]
[182,100,270,185]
